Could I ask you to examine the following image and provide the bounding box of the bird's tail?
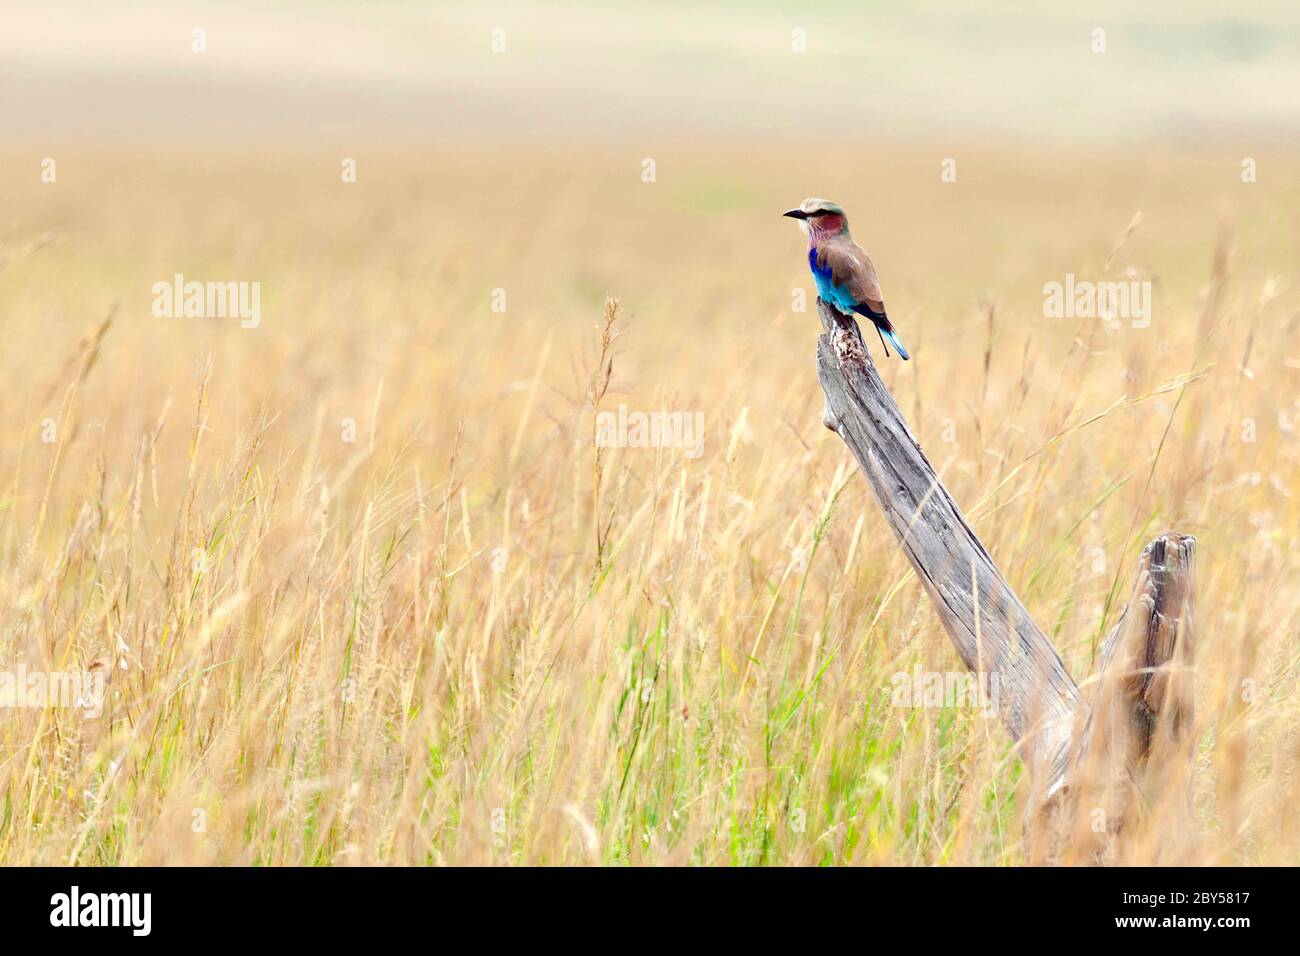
[855,302,911,361]
[880,326,910,361]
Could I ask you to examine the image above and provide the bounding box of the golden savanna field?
[0,2,1298,865]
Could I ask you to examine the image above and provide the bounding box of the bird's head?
[783,198,849,238]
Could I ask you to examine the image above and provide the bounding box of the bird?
[783,198,910,360]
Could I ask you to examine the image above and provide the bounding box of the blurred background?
[6,1,1300,143]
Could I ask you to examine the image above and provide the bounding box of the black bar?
[0,866,1279,942]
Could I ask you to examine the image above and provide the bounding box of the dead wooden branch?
[813,298,1196,860]
[1060,532,1197,861]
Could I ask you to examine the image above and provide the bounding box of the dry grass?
[0,142,1297,865]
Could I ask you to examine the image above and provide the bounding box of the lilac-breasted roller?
[784,198,910,360]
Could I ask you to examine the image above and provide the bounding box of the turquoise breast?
[809,249,858,315]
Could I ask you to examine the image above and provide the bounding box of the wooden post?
[1058,532,1197,862]
[813,299,1195,861]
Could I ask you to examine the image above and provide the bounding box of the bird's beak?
[782,208,809,220]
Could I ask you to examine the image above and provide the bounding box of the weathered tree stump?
[1059,533,1197,863]
[814,299,1195,863]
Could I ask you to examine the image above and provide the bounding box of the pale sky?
[4,1,1298,145]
